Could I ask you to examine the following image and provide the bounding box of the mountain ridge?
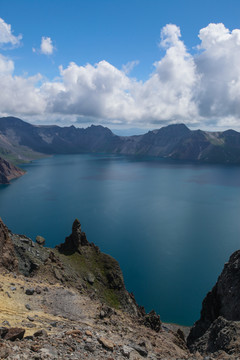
[1,116,240,163]
[1,116,240,184]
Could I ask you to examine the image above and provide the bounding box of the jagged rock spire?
[57,219,89,254]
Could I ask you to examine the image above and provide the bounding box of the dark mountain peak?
[223,129,240,136]
[0,116,32,128]
[155,123,191,137]
[85,124,113,136]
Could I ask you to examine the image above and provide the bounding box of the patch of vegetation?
[56,249,122,309]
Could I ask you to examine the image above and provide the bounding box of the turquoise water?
[1,154,240,325]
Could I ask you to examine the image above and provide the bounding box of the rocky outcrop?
[143,309,161,332]
[0,218,18,271]
[57,219,89,254]
[4,218,142,317]
[188,249,240,354]
[189,316,240,354]
[0,157,25,184]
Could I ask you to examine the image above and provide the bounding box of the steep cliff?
[0,218,191,359]
[0,157,25,184]
[0,218,18,271]
[188,250,240,355]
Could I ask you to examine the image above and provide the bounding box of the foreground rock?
[0,218,18,271]
[57,218,89,254]
[188,249,240,356]
[0,218,190,359]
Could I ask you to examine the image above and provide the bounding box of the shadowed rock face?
[0,218,18,271]
[57,219,89,254]
[0,157,25,184]
[188,250,240,353]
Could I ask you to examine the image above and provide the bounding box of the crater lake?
[1,153,240,325]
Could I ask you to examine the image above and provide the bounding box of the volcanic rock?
[188,249,240,353]
[0,218,18,272]
[143,309,161,332]
[36,235,45,246]
[0,157,25,184]
[3,328,25,341]
[57,219,89,254]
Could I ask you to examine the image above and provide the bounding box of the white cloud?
[3,22,240,130]
[122,60,139,74]
[0,18,22,47]
[0,56,46,116]
[0,54,14,74]
[135,24,199,122]
[195,23,240,120]
[0,73,46,116]
[40,36,54,55]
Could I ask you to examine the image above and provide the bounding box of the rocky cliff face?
[3,216,240,358]
[188,249,240,355]
[57,218,89,254]
[0,218,190,360]
[5,218,162,328]
[0,218,18,271]
[0,156,25,184]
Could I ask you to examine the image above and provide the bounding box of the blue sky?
[1,0,240,130]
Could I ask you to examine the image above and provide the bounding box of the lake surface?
[1,154,240,326]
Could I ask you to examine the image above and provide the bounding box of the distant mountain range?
[1,116,240,183]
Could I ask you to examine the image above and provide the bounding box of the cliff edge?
[0,218,190,360]
[188,250,240,356]
[0,157,25,184]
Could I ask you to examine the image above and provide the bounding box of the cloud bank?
[1,22,240,129]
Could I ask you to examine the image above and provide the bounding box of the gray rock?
[35,286,41,294]
[35,235,45,246]
[188,249,240,352]
[87,272,95,285]
[121,345,132,358]
[25,304,31,311]
[130,344,148,357]
[25,288,34,295]
[27,316,34,322]
[33,329,47,337]
[84,343,95,353]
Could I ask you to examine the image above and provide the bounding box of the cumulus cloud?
[196,23,240,121]
[41,24,199,125]
[40,36,54,55]
[0,54,46,116]
[0,54,14,74]
[3,22,240,129]
[0,18,22,47]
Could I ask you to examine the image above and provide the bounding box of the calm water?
[1,154,240,326]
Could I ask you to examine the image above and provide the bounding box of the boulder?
[36,235,45,246]
[98,337,115,351]
[143,309,161,332]
[3,327,25,341]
